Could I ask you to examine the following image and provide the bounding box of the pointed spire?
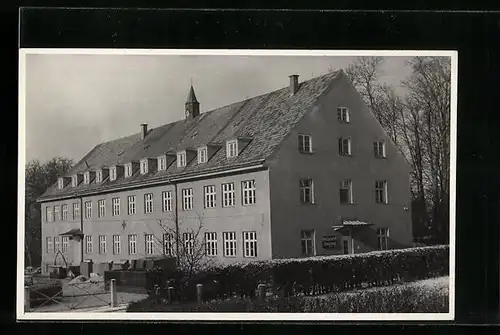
[186,85,198,104]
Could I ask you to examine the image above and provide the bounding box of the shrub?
[29,279,63,307]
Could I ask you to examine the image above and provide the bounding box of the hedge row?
[29,280,64,307]
[147,245,449,302]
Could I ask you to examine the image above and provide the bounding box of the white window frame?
[95,170,103,183]
[242,180,256,205]
[128,195,136,215]
[84,171,91,184]
[145,234,155,255]
[205,232,218,256]
[85,201,92,219]
[299,179,314,204]
[198,146,208,164]
[377,228,390,250]
[374,141,386,158]
[54,205,60,221]
[177,151,187,168]
[301,230,316,257]
[112,197,120,216]
[54,236,60,252]
[113,235,121,254]
[85,236,93,254]
[163,233,175,256]
[162,191,172,212]
[157,155,167,171]
[46,206,53,222]
[124,163,133,178]
[144,193,154,214]
[98,199,106,218]
[62,204,68,220]
[222,182,235,207]
[204,185,216,209]
[128,234,137,255]
[182,188,193,211]
[109,167,117,181]
[339,137,352,156]
[298,134,312,153]
[337,107,350,123]
[72,202,80,220]
[46,237,53,253]
[72,175,78,187]
[99,235,107,254]
[223,232,237,257]
[243,231,257,258]
[226,140,238,158]
[183,233,194,256]
[140,159,148,175]
[339,179,353,204]
[375,180,388,204]
[58,178,64,189]
[62,236,69,253]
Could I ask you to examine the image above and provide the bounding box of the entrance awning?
[332,220,374,232]
[59,228,83,237]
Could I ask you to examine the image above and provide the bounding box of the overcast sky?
[24,54,413,164]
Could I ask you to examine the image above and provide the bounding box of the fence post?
[167,287,174,304]
[110,279,117,307]
[24,286,30,312]
[258,284,266,302]
[196,284,203,305]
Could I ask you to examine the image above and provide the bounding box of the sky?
[24,53,414,164]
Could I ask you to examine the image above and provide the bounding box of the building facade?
[37,70,413,275]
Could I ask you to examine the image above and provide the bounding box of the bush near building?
[146,245,449,302]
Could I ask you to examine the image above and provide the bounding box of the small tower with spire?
[185,84,200,120]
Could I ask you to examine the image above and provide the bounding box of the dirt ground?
[28,278,148,313]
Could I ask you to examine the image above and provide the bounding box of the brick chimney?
[289,74,299,96]
[141,124,148,140]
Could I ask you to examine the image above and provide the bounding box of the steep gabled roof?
[38,70,342,202]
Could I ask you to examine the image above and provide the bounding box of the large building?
[36,70,413,275]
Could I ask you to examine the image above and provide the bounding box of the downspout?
[174,182,180,267]
[79,195,84,263]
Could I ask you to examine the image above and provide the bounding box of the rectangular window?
[85,236,93,254]
[373,141,386,158]
[162,191,172,212]
[140,159,148,174]
[144,193,154,214]
[113,235,121,255]
[72,175,78,187]
[73,202,80,220]
[125,164,133,178]
[182,188,193,211]
[128,195,136,215]
[99,235,107,254]
[145,234,154,255]
[85,201,92,219]
[54,206,60,221]
[375,180,388,204]
[54,236,60,252]
[177,151,187,168]
[163,233,175,256]
[112,197,120,216]
[128,234,137,255]
[62,236,69,253]
[222,183,235,207]
[204,185,216,209]
[223,232,237,257]
[98,199,106,218]
[299,179,314,204]
[337,107,350,123]
[58,178,64,189]
[241,180,256,205]
[158,155,167,171]
[198,147,208,164]
[377,228,390,250]
[109,167,117,181]
[46,237,53,253]
[301,230,315,257]
[243,231,257,258]
[62,204,68,220]
[95,170,103,183]
[343,239,350,254]
[338,137,352,156]
[84,172,90,184]
[205,232,218,256]
[183,233,194,256]
[339,179,353,204]
[298,134,312,153]
[226,140,238,158]
[46,207,53,222]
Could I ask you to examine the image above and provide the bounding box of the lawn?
[127,276,449,313]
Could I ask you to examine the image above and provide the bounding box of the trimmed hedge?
[148,245,449,302]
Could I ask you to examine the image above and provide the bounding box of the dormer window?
[58,178,64,189]
[198,147,208,164]
[124,163,133,178]
[177,151,187,168]
[158,155,167,171]
[109,166,117,181]
[226,140,238,158]
[140,159,148,175]
[84,172,91,184]
[95,170,103,183]
[72,175,78,187]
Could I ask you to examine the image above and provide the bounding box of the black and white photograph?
[18,49,456,321]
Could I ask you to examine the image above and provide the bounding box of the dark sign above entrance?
[322,235,337,249]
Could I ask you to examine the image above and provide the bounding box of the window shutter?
[338,138,342,155]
